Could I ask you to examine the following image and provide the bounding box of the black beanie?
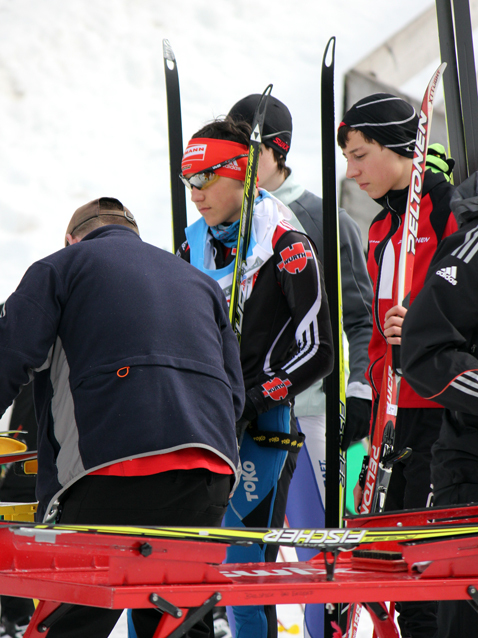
[229,94,293,157]
[340,93,418,158]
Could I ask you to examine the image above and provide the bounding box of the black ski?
[435,0,478,182]
[321,35,347,638]
[162,39,188,252]
[229,85,272,341]
[321,36,346,536]
[453,0,478,176]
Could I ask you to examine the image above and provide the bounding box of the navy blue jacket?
[0,226,244,519]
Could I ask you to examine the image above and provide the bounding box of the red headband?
[181,138,249,182]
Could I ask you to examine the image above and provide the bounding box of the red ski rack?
[1,505,478,638]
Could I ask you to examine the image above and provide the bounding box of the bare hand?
[383,304,407,345]
[353,480,363,513]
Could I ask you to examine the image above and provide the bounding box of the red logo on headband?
[183,144,207,162]
[262,377,292,401]
[273,137,290,153]
[277,242,313,274]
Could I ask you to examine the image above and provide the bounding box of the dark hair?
[271,148,290,177]
[337,124,380,149]
[191,115,291,178]
[191,115,251,146]
[72,214,139,240]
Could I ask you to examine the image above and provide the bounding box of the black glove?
[342,397,372,451]
[235,395,258,444]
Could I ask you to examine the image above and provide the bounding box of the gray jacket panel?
[272,174,373,416]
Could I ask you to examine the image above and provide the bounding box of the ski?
[360,63,446,517]
[0,450,37,464]
[435,0,467,183]
[322,36,346,530]
[435,0,478,182]
[11,520,478,550]
[452,0,478,176]
[321,35,347,638]
[163,39,188,253]
[229,84,272,341]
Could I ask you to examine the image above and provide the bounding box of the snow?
[0,0,433,302]
[0,1,434,634]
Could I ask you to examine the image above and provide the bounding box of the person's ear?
[65,233,81,247]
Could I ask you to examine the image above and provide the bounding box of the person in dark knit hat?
[338,94,458,638]
[339,93,419,157]
[229,93,293,159]
[229,93,373,638]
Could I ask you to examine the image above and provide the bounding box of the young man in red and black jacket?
[178,115,334,638]
[338,94,457,638]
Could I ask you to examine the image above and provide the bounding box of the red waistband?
[90,448,233,477]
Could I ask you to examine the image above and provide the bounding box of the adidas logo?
[436,265,457,285]
[224,159,241,171]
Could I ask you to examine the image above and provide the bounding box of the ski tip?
[322,36,336,68]
[162,39,176,63]
[257,84,273,116]
[433,61,447,85]
[249,84,274,142]
[426,62,447,107]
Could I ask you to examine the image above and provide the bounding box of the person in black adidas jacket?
[0,197,244,638]
[402,172,478,638]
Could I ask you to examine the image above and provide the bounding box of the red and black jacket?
[367,170,457,408]
[178,222,334,417]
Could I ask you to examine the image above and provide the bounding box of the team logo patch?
[436,265,457,285]
[183,143,207,162]
[262,377,292,401]
[277,242,312,274]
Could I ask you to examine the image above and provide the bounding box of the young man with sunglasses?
[177,116,334,638]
